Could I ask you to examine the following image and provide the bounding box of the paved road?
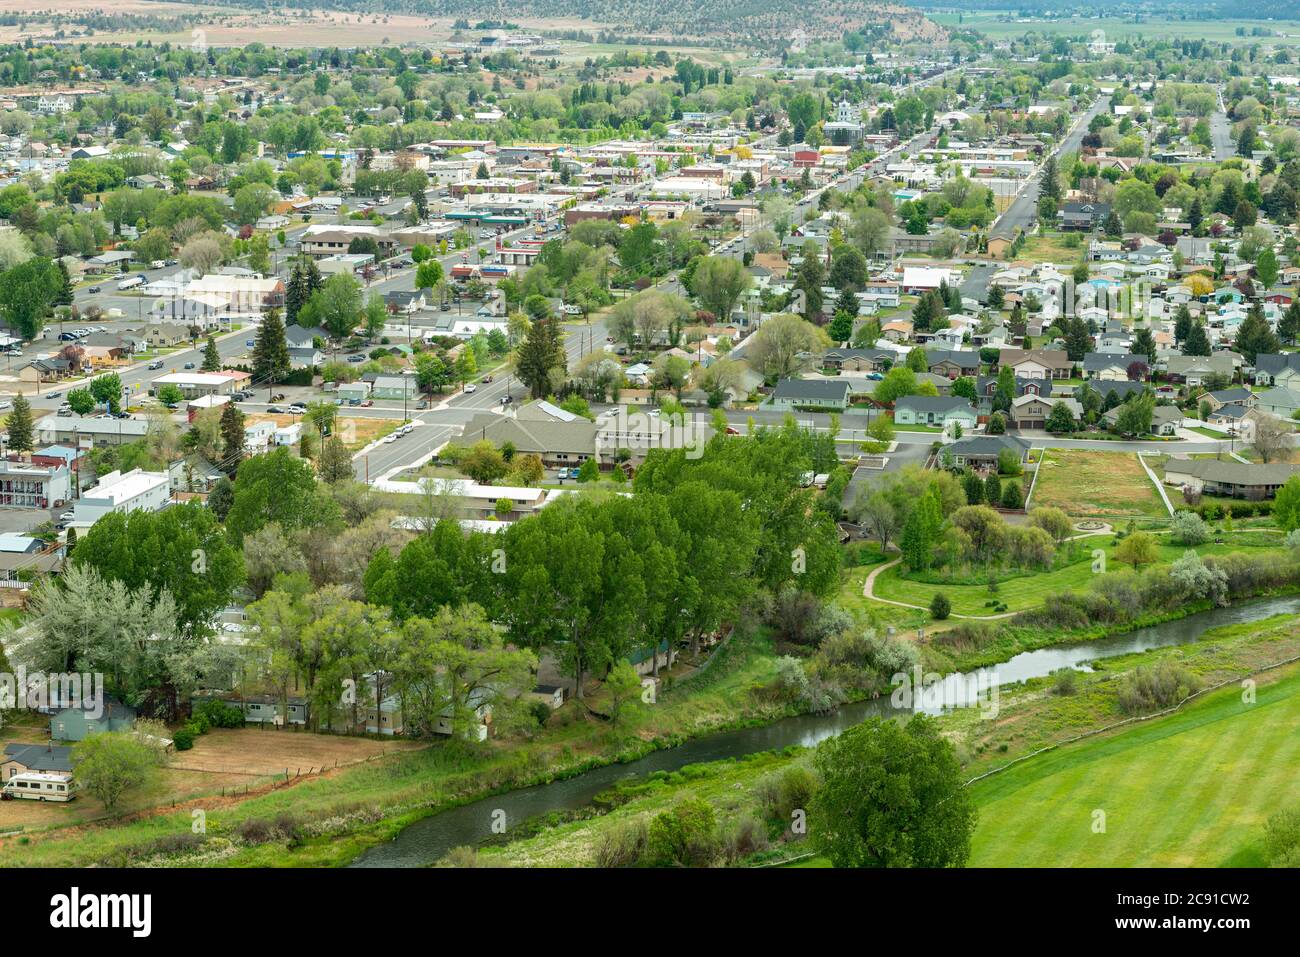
[1211,92,1236,162]
[352,315,609,483]
[993,94,1111,238]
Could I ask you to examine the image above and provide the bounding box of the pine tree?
[201,335,220,372]
[1234,303,1279,364]
[252,308,291,388]
[1278,300,1300,345]
[285,260,306,324]
[1183,320,1211,357]
[219,401,245,474]
[318,436,354,483]
[1173,304,1192,344]
[6,393,33,453]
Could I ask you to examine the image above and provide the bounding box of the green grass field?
[870,538,1284,617]
[968,669,1300,867]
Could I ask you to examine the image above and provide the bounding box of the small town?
[0,1,1292,912]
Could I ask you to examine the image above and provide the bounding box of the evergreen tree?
[218,401,246,474]
[1173,304,1192,344]
[1278,300,1300,345]
[1132,326,1157,361]
[516,316,566,399]
[318,436,354,483]
[6,393,33,453]
[1064,316,1091,362]
[1234,303,1279,364]
[201,335,220,372]
[1183,320,1211,357]
[251,307,291,388]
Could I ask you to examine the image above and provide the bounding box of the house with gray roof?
[893,395,977,428]
[769,378,850,412]
[461,402,598,467]
[1163,458,1300,500]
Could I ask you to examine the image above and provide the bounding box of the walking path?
[861,525,1114,621]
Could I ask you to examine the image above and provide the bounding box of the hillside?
[171,0,947,46]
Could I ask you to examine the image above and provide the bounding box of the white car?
[463,383,477,393]
[286,404,306,414]
[59,511,75,521]
[383,433,399,444]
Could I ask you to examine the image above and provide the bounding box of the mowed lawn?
[969,669,1300,866]
[1031,449,1167,518]
[870,539,1283,617]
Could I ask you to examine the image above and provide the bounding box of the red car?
[360,399,373,407]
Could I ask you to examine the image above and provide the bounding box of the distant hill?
[905,1,1300,20]
[178,0,947,45]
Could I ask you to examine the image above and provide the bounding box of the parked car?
[383,433,399,444]
[361,399,374,407]
[266,406,285,414]
[87,286,102,293]
[347,354,365,363]
[45,391,59,399]
[148,360,164,370]
[286,404,306,415]
[245,339,256,348]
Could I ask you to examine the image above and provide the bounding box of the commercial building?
[72,468,170,525]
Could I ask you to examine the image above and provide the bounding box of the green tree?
[5,393,33,452]
[251,308,291,388]
[72,732,159,812]
[1114,530,1158,569]
[201,335,221,372]
[810,715,975,867]
[218,401,246,474]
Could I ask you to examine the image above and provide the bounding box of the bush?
[197,700,245,729]
[1264,805,1300,868]
[758,765,819,825]
[1000,481,1023,509]
[645,797,719,867]
[721,814,772,863]
[930,592,952,620]
[171,726,194,750]
[1052,668,1079,696]
[587,815,645,867]
[1116,661,1201,715]
[1170,509,1211,545]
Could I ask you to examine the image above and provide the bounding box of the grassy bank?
[472,614,1300,868]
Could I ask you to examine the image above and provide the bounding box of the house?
[1166,353,1238,387]
[1199,387,1256,413]
[2,744,74,781]
[461,402,599,467]
[192,690,310,727]
[893,395,978,429]
[49,696,137,742]
[1083,352,1148,381]
[36,415,150,447]
[1163,459,1300,500]
[925,349,981,379]
[944,435,1030,472]
[997,348,1073,380]
[769,379,850,412]
[1205,402,1264,440]
[1253,353,1300,389]
[1102,403,1183,436]
[1253,387,1300,418]
[821,347,896,373]
[1059,202,1111,231]
[371,375,420,400]
[1008,395,1083,431]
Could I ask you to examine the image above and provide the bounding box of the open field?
[1012,233,1088,264]
[969,667,1300,867]
[1031,449,1167,518]
[932,14,1300,45]
[167,727,423,777]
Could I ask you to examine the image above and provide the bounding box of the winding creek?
[352,595,1300,867]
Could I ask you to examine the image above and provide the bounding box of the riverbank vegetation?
[467,613,1300,868]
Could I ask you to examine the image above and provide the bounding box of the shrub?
[1170,509,1211,545]
[1264,805,1300,868]
[645,797,720,867]
[1052,668,1079,696]
[594,817,648,868]
[1116,661,1201,715]
[758,765,819,825]
[197,700,245,728]
[721,814,772,863]
[171,726,194,750]
[1000,481,1023,509]
[930,592,952,620]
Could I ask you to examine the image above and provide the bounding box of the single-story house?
[768,379,850,412]
[893,395,978,428]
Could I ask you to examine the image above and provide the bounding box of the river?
[352,594,1300,867]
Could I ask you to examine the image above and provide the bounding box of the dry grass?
[1031,449,1167,518]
